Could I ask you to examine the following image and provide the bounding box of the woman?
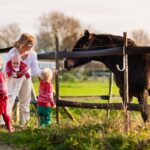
[7,33,42,126]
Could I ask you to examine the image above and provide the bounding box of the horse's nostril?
[64,61,70,70]
[64,62,72,71]
[64,61,67,68]
[64,59,75,70]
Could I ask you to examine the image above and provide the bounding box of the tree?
[36,11,83,52]
[0,23,21,48]
[131,29,150,46]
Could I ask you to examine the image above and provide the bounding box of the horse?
[64,30,150,123]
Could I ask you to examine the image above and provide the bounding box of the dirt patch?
[0,145,14,150]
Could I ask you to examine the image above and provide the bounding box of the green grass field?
[34,77,119,96]
[59,80,119,96]
[0,78,150,150]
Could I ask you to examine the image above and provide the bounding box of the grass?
[0,78,150,150]
[33,77,119,96]
[60,78,119,96]
[0,109,150,150]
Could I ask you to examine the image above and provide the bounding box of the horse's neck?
[95,56,124,84]
[95,56,121,73]
[96,55,142,85]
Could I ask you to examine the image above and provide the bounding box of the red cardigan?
[38,80,55,107]
[0,72,8,114]
[6,60,30,78]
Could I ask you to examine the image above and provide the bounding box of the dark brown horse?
[64,30,150,122]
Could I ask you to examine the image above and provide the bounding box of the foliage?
[0,23,21,47]
[131,29,150,46]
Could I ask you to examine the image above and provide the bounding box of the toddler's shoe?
[8,125,15,133]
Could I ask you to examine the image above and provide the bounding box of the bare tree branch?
[36,11,83,52]
[0,23,21,48]
[131,29,150,46]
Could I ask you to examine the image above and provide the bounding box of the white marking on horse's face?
[64,59,76,70]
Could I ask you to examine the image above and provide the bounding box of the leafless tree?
[36,11,83,52]
[131,29,150,46]
[0,23,21,48]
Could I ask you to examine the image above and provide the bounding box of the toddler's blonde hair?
[42,68,53,81]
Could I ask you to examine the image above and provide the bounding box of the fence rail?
[1,40,150,130]
[57,100,150,111]
[1,46,150,60]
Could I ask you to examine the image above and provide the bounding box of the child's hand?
[53,69,58,75]
[12,72,17,77]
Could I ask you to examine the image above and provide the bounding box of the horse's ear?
[84,30,90,38]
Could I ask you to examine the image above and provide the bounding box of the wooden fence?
[1,32,150,131]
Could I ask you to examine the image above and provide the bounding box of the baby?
[6,54,30,118]
[37,68,56,127]
[6,54,30,79]
[0,56,14,132]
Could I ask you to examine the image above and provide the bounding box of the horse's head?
[64,30,114,70]
[64,30,136,70]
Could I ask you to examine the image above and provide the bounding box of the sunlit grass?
[33,77,119,96]
[59,79,119,96]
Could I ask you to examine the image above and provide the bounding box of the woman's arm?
[30,52,42,77]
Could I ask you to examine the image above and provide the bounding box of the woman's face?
[21,41,34,52]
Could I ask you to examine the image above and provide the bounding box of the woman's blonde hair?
[14,33,36,49]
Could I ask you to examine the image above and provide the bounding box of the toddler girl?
[0,56,14,132]
[37,68,56,127]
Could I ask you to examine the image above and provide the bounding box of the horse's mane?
[93,33,136,47]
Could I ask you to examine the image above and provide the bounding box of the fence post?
[107,72,113,118]
[55,35,60,125]
[13,99,19,125]
[123,32,130,132]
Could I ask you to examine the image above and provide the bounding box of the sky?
[0,0,150,37]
